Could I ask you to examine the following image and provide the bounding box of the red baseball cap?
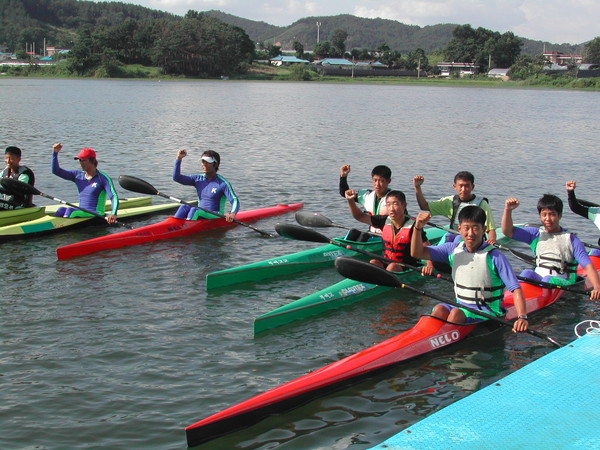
[74,148,97,160]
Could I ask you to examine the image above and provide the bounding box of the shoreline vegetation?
[2,62,600,90]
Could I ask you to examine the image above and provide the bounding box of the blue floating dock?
[371,333,600,449]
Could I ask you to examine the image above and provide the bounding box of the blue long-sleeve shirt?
[173,159,239,214]
[51,152,119,215]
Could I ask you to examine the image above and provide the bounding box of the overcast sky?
[112,0,598,45]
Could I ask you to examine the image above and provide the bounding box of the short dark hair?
[5,146,21,157]
[202,150,221,171]
[385,190,406,203]
[371,165,391,180]
[537,194,563,215]
[458,205,486,226]
[454,171,475,184]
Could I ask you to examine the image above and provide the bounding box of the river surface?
[1,78,599,449]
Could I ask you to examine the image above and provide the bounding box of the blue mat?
[370,333,600,449]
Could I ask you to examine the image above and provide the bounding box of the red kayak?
[56,203,303,260]
[184,278,570,447]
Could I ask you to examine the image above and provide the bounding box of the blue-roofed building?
[269,55,309,66]
[316,58,354,66]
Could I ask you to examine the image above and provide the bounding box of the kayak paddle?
[516,275,592,296]
[118,175,275,237]
[295,211,352,230]
[335,256,563,347]
[0,178,134,229]
[274,223,450,280]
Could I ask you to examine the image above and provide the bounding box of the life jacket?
[361,189,389,234]
[449,194,487,230]
[0,166,35,209]
[381,217,417,264]
[450,241,505,312]
[532,227,577,279]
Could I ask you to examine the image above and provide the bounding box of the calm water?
[1,78,599,449]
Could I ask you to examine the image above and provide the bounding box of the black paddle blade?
[335,256,401,287]
[295,211,335,228]
[274,223,330,243]
[0,178,40,196]
[118,175,159,196]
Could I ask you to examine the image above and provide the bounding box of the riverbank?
[3,62,600,90]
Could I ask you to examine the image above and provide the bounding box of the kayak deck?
[0,206,45,226]
[56,203,304,260]
[185,279,566,447]
[206,235,383,290]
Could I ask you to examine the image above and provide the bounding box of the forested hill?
[0,0,177,49]
[0,0,582,56]
[205,10,582,56]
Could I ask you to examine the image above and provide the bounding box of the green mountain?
[204,10,584,56]
[0,1,585,57]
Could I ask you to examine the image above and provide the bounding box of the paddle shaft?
[330,238,452,281]
[517,275,591,295]
[335,257,563,347]
[38,191,133,229]
[394,279,562,347]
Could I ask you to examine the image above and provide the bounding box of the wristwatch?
[518,315,528,320]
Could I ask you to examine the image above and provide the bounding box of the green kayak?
[0,206,45,227]
[206,233,384,290]
[0,197,182,242]
[253,226,448,334]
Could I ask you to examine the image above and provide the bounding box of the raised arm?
[502,198,519,238]
[566,180,589,219]
[411,212,432,260]
[413,175,430,210]
[339,164,354,199]
[344,189,372,226]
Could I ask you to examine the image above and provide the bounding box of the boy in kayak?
[0,146,36,210]
[566,180,600,257]
[502,194,600,300]
[345,189,434,275]
[172,149,239,221]
[413,171,496,244]
[411,205,529,332]
[339,164,391,232]
[51,143,118,224]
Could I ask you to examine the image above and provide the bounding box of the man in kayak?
[566,180,600,257]
[502,194,600,300]
[339,164,391,233]
[172,149,239,221]
[413,171,496,244]
[345,189,434,275]
[0,146,36,210]
[411,205,529,332]
[51,143,118,224]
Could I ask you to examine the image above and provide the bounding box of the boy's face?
[372,175,390,196]
[4,153,21,170]
[458,219,485,251]
[539,208,561,233]
[385,195,406,222]
[453,178,474,202]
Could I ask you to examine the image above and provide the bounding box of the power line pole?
[316,22,321,44]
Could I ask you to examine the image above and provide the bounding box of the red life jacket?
[381,219,413,262]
